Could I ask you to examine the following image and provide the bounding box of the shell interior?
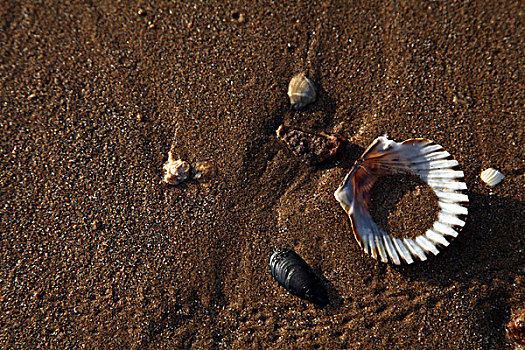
[334,136,469,265]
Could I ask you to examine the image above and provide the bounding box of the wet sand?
[1,1,524,348]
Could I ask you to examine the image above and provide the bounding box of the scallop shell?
[480,168,504,187]
[334,136,469,265]
[287,73,316,110]
[269,249,328,306]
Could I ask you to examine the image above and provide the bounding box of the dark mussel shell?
[269,249,328,306]
[507,309,525,345]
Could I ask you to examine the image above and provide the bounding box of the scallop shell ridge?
[334,136,469,265]
[480,168,504,187]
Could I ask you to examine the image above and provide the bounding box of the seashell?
[334,136,469,265]
[269,249,328,306]
[507,309,525,345]
[193,161,217,182]
[287,72,316,110]
[480,168,504,187]
[276,124,344,165]
[163,152,191,185]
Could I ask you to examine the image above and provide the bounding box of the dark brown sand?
[370,175,440,240]
[1,1,524,349]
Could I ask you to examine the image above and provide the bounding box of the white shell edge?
[334,137,469,265]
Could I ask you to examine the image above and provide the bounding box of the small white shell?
[163,152,190,185]
[287,73,316,109]
[334,136,469,265]
[480,168,504,187]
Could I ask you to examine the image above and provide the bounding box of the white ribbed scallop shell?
[480,168,504,187]
[334,136,469,265]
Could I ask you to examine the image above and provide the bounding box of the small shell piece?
[334,136,469,265]
[276,125,343,165]
[269,249,328,306]
[287,72,316,110]
[193,161,217,182]
[480,168,504,187]
[507,309,525,345]
[163,152,191,185]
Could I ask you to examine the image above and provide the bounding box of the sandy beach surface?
[1,1,524,348]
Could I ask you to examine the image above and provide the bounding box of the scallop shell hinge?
[334,136,469,265]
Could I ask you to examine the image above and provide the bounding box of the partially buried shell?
[480,168,504,187]
[269,249,328,306]
[163,152,191,185]
[276,125,344,165]
[507,309,525,345]
[287,72,316,110]
[334,136,469,265]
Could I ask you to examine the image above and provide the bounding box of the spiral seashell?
[507,309,525,345]
[269,249,328,306]
[287,72,316,110]
[334,136,469,265]
[480,168,504,187]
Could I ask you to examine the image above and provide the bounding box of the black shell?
[269,249,328,306]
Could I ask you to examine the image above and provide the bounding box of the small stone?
[163,152,191,185]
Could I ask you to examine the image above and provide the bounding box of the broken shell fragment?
[276,125,344,165]
[163,152,191,185]
[269,249,328,306]
[287,72,316,110]
[480,168,504,187]
[193,161,217,182]
[334,136,469,265]
[507,309,525,345]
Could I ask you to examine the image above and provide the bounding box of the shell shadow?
[316,141,365,171]
[392,192,524,345]
[286,83,338,131]
[315,268,345,310]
